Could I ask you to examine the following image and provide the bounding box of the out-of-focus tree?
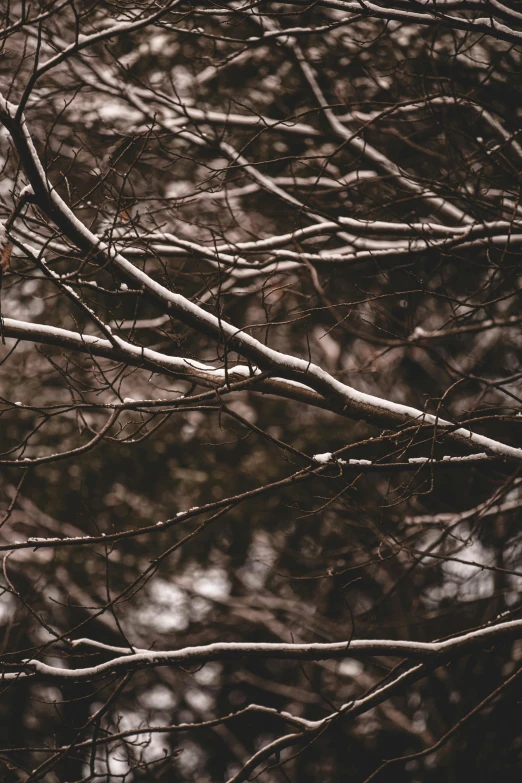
[1,2,522,781]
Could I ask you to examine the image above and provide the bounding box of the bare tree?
[1,2,522,781]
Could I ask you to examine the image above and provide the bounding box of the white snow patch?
[442,453,488,462]
[313,452,333,464]
[19,184,34,198]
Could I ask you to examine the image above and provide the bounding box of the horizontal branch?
[4,618,522,682]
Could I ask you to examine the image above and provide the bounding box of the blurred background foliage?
[1,2,522,781]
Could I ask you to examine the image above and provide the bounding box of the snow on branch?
[5,618,522,682]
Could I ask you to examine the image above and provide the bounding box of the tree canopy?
[1,2,522,781]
